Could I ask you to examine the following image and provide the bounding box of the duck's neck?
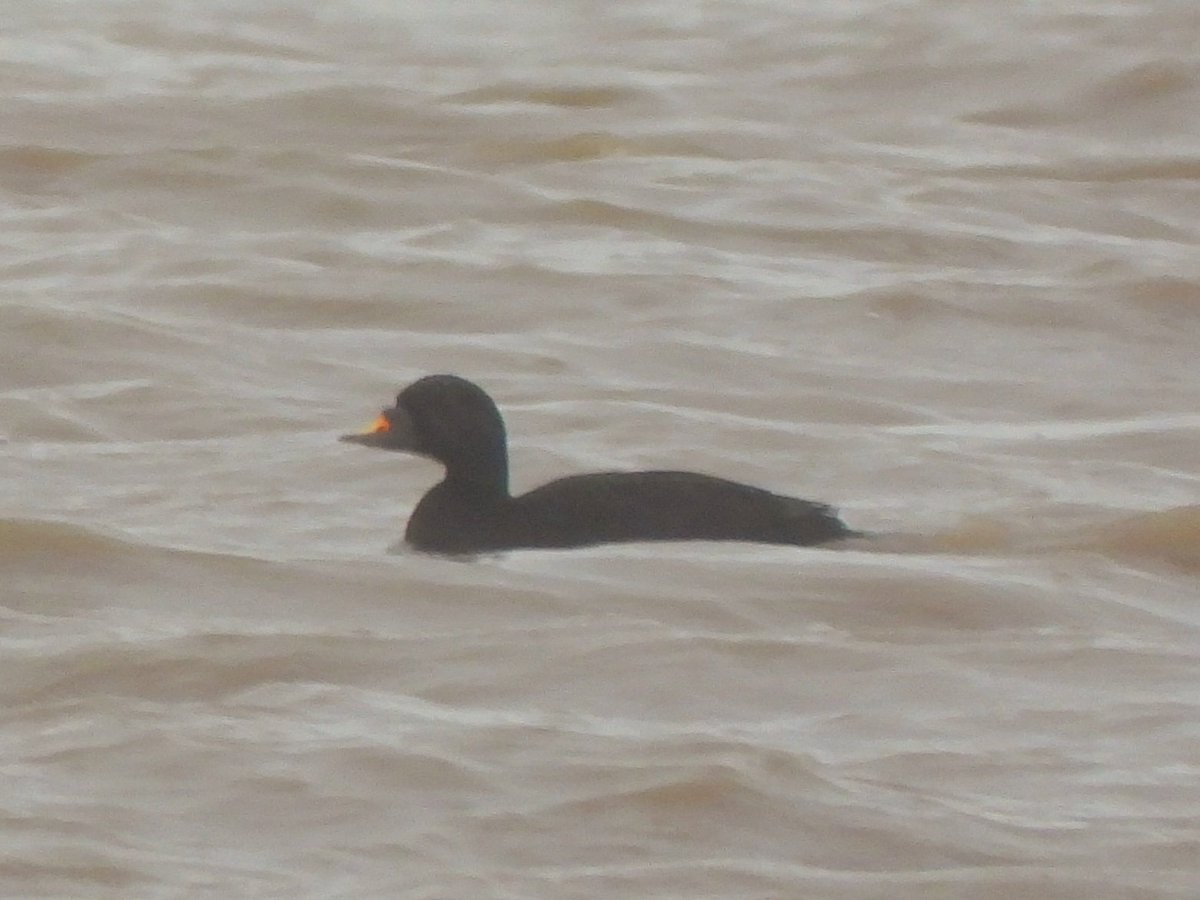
[440,450,509,501]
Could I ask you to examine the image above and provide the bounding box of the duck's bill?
[339,430,388,446]
[339,413,392,447]
[340,408,422,452]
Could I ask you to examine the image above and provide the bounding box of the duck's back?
[502,470,851,551]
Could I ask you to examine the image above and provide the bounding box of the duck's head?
[341,374,509,493]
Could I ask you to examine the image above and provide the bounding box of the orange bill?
[340,410,399,447]
[366,414,391,434]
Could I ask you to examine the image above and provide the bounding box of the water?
[3,1,1199,896]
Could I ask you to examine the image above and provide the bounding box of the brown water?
[4,1,1200,897]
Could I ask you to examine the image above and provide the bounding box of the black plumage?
[341,374,856,554]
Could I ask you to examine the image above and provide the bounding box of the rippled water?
[4,1,1199,897]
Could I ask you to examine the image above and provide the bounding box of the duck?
[341,374,857,554]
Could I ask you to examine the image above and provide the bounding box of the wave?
[850,504,1200,575]
[1085,506,1200,572]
